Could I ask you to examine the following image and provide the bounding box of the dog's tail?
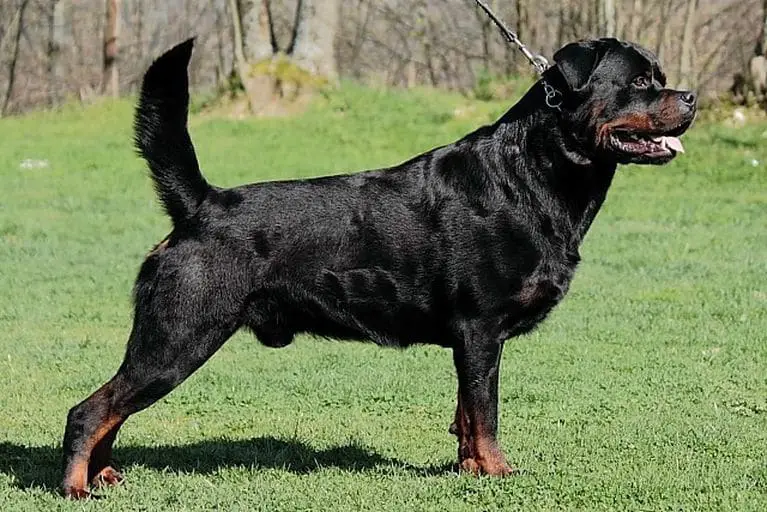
[134,38,210,226]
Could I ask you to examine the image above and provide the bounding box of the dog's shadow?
[0,437,454,491]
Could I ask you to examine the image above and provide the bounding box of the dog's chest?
[466,211,581,330]
[500,251,579,338]
[518,260,575,309]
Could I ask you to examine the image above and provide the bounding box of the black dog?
[61,37,695,498]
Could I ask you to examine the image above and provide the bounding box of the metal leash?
[473,0,562,110]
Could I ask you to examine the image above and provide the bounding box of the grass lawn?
[0,85,765,511]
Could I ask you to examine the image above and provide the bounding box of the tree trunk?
[513,0,527,68]
[239,0,274,61]
[130,0,143,92]
[229,0,277,114]
[557,0,566,49]
[654,1,673,63]
[230,0,247,72]
[424,15,439,86]
[599,0,616,37]
[290,0,339,80]
[47,1,59,106]
[629,0,642,43]
[102,0,120,97]
[758,0,767,55]
[1,0,29,117]
[478,9,491,70]
[136,0,143,57]
[214,2,227,87]
[679,0,698,89]
[591,0,600,34]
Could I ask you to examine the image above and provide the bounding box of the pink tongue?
[661,136,684,153]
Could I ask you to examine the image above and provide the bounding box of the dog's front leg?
[452,335,514,476]
[449,387,475,465]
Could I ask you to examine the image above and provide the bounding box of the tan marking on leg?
[62,414,123,498]
[456,393,474,462]
[89,419,125,487]
[470,422,514,476]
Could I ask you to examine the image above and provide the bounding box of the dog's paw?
[61,485,93,500]
[459,457,481,474]
[483,461,516,477]
[91,466,124,488]
[458,457,516,477]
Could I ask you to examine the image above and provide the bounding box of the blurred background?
[0,0,765,116]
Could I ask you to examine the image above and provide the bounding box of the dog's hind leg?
[452,333,514,476]
[61,379,125,498]
[61,258,243,499]
[88,416,124,488]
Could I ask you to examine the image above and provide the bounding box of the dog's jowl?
[61,37,695,498]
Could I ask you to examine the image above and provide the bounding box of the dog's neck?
[493,82,617,247]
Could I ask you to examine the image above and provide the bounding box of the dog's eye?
[632,75,651,88]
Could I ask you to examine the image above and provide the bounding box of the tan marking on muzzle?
[597,112,654,146]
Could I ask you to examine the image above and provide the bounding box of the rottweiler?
[61,37,695,498]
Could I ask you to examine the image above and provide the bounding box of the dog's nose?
[680,91,696,107]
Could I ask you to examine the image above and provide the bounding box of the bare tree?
[679,0,698,88]
[230,0,278,112]
[240,0,274,61]
[599,0,616,37]
[230,0,249,77]
[228,0,340,113]
[759,0,767,54]
[290,0,339,79]
[1,0,29,117]
[629,0,643,42]
[102,0,120,97]
[738,0,767,103]
[46,0,59,106]
[654,0,675,64]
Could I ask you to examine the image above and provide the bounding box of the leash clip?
[532,55,551,74]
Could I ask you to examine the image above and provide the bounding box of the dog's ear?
[552,39,607,92]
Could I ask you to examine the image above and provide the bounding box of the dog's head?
[546,38,696,165]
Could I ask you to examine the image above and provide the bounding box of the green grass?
[1,85,766,511]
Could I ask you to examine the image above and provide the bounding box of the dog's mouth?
[604,117,693,163]
[609,131,685,158]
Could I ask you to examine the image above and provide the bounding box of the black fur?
[134,39,208,225]
[61,37,696,497]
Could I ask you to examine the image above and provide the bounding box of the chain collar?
[542,80,563,111]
